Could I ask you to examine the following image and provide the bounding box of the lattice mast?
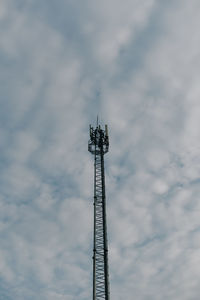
[88,120,110,300]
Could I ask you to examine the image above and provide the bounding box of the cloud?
[1,0,200,299]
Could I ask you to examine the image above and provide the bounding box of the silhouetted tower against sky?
[88,120,110,300]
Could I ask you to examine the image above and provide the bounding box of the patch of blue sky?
[113,2,171,82]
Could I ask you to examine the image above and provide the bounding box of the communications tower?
[88,120,110,300]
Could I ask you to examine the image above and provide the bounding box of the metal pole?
[93,143,97,300]
[89,123,110,300]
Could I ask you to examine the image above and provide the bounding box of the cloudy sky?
[1,0,200,299]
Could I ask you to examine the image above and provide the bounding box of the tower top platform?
[88,123,109,155]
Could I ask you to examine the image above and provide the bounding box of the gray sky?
[1,0,200,299]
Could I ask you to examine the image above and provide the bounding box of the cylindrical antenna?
[105,125,108,137]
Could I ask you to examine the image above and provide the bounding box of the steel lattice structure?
[88,121,110,300]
